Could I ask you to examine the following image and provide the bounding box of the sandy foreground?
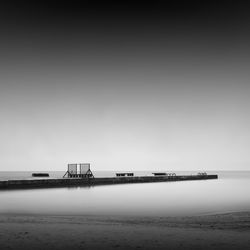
[0,212,250,250]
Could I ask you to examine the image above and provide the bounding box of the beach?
[1,212,250,250]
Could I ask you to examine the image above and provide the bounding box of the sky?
[0,1,250,171]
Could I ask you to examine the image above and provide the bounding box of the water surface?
[0,171,249,217]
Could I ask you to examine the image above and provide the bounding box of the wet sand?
[0,212,250,250]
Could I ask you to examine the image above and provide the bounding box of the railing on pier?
[116,172,134,177]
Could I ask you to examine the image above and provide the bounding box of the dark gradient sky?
[1,1,250,171]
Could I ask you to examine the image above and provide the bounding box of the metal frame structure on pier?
[63,163,94,178]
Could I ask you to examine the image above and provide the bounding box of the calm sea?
[0,170,249,217]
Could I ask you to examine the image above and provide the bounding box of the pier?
[0,174,218,190]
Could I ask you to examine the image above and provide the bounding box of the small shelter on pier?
[63,163,94,178]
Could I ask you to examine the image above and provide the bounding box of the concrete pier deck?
[0,175,218,190]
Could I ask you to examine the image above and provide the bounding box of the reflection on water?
[1,171,250,217]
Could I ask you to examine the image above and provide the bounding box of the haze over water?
[1,171,249,217]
